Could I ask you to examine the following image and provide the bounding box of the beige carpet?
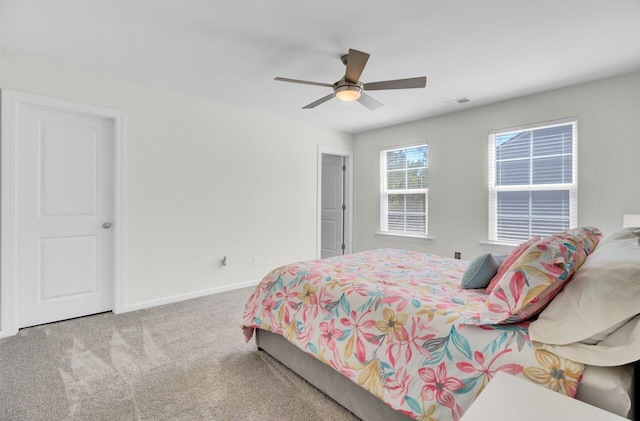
[0,287,358,420]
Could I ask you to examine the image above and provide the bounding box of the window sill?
[479,241,517,253]
[375,231,434,243]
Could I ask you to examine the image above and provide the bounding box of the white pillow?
[532,315,640,366]
[579,317,632,345]
[529,228,640,364]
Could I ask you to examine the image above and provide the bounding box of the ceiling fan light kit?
[334,81,363,102]
[275,48,427,110]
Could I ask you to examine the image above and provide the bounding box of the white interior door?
[321,154,345,258]
[15,103,114,329]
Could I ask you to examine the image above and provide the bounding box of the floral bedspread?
[241,249,583,420]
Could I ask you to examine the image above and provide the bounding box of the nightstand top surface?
[460,372,627,421]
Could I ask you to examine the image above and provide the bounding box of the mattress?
[576,364,634,418]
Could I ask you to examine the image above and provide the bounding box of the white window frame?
[488,118,577,243]
[379,144,428,237]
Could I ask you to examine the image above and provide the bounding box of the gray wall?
[353,71,640,260]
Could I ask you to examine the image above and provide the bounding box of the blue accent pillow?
[461,253,507,289]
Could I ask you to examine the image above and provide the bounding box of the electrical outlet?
[252,255,259,265]
[220,256,228,270]
[454,252,461,259]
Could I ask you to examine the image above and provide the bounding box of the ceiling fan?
[275,48,427,110]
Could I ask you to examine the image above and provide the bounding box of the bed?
[242,227,639,420]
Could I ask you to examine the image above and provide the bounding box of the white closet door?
[321,154,345,258]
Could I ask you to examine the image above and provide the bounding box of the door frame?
[1,89,126,337]
[317,146,353,259]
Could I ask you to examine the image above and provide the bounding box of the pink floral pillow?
[485,237,540,294]
[562,226,602,255]
[473,232,595,324]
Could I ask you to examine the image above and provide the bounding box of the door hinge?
[342,165,346,171]
[342,204,346,211]
[341,244,346,251]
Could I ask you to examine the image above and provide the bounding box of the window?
[489,119,577,243]
[380,144,428,236]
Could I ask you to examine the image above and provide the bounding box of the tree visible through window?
[489,119,577,243]
[380,145,428,235]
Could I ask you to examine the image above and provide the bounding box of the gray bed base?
[256,328,411,421]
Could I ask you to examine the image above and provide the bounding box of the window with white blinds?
[489,119,577,243]
[380,145,428,236]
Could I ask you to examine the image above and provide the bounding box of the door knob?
[102,222,112,229]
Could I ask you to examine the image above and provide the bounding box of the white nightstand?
[461,372,627,421]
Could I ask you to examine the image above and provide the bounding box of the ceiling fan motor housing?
[333,79,363,101]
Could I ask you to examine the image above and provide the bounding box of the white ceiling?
[1,0,640,134]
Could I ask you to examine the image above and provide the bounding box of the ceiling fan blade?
[364,76,427,91]
[302,93,336,109]
[344,49,370,84]
[357,93,383,111]
[275,77,333,88]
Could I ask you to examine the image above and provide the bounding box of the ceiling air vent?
[444,97,470,105]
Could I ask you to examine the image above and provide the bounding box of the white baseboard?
[122,279,261,313]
